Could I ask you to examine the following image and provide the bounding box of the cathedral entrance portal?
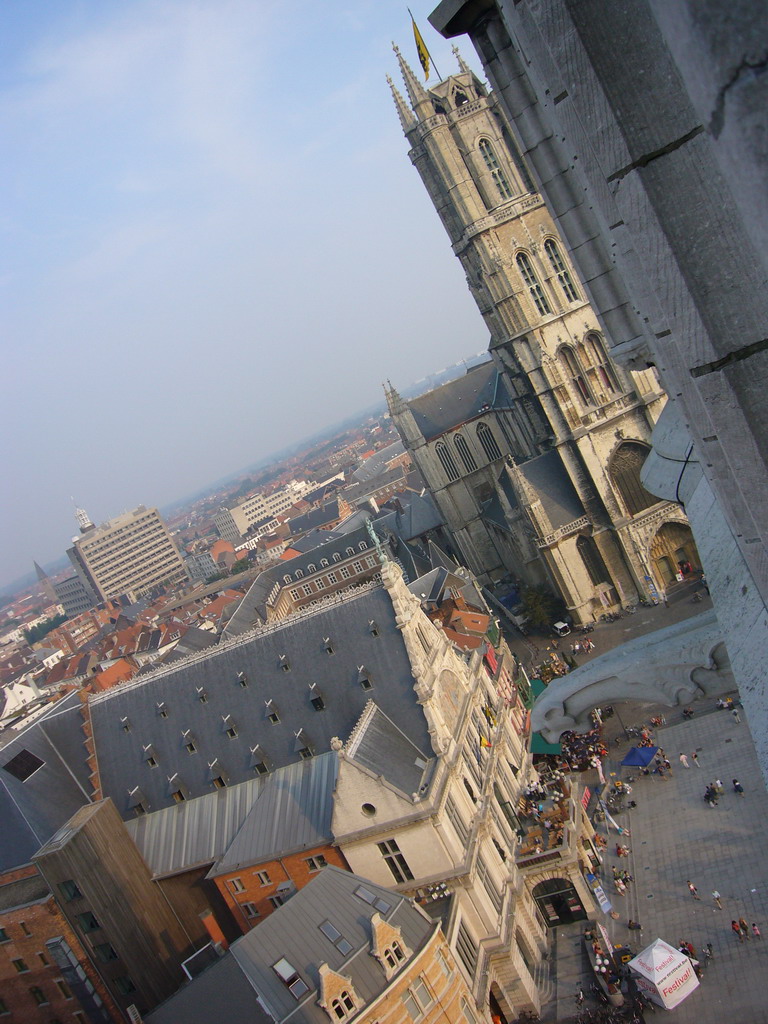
[650,523,701,589]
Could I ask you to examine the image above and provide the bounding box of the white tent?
[628,939,700,1009]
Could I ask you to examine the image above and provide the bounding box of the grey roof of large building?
[146,866,436,1024]
[374,491,444,540]
[88,587,431,818]
[146,952,270,1024]
[345,702,433,799]
[351,441,406,483]
[208,752,337,877]
[407,360,512,439]
[518,449,585,529]
[0,692,93,872]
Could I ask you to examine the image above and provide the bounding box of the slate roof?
[287,500,345,538]
[374,491,444,541]
[208,752,337,877]
[518,449,585,530]
[146,867,436,1024]
[0,692,92,872]
[407,360,512,439]
[351,440,406,483]
[88,587,431,818]
[345,703,433,799]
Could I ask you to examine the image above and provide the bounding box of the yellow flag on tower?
[412,17,430,80]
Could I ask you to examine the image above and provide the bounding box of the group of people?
[612,865,634,895]
[558,727,607,772]
[704,778,745,806]
[731,918,761,943]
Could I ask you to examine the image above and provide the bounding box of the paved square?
[546,703,768,1022]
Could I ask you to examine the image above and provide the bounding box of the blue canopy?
[620,745,658,767]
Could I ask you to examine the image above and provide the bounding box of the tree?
[231,558,251,575]
[520,584,562,630]
[24,613,67,645]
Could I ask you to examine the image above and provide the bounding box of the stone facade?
[388,53,695,621]
[331,559,597,1018]
[428,0,768,782]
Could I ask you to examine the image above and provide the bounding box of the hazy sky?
[1,0,487,589]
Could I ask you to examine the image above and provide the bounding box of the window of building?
[560,345,592,406]
[212,776,227,790]
[272,958,309,999]
[54,980,72,1000]
[435,441,459,482]
[253,760,269,776]
[308,563,316,572]
[577,535,610,586]
[446,796,469,846]
[340,566,351,579]
[2,749,45,782]
[94,943,119,963]
[455,921,478,977]
[320,559,329,568]
[454,433,477,472]
[256,870,271,886]
[402,977,434,1021]
[383,941,406,969]
[197,688,208,703]
[29,987,48,1006]
[584,333,619,394]
[12,958,29,973]
[478,139,513,200]
[476,422,503,461]
[113,976,137,996]
[171,789,186,803]
[330,990,356,1020]
[319,920,354,955]
[544,239,580,301]
[311,693,325,711]
[298,747,313,760]
[289,589,301,600]
[354,885,392,914]
[0,928,8,943]
[230,877,246,893]
[365,555,377,568]
[0,998,7,1015]
[327,572,338,585]
[435,949,453,979]
[225,724,238,739]
[377,839,414,884]
[461,997,479,1023]
[517,252,552,315]
[306,854,328,872]
[157,703,169,718]
[302,583,313,596]
[242,902,259,919]
[269,894,287,910]
[352,561,364,573]
[238,672,248,688]
[59,880,82,902]
[610,442,656,515]
[463,778,477,804]
[38,952,49,966]
[477,857,502,913]
[332,552,341,562]
[75,912,100,934]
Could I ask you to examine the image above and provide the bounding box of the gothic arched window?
[584,333,619,395]
[478,138,513,200]
[561,345,592,406]
[544,239,580,302]
[577,535,610,586]
[435,441,459,482]
[477,422,503,461]
[516,252,552,316]
[454,433,477,472]
[610,442,657,516]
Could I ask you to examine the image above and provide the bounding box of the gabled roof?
[345,702,433,799]
[518,449,585,529]
[374,490,444,540]
[406,360,512,439]
[208,752,338,877]
[147,867,436,1024]
[351,440,406,483]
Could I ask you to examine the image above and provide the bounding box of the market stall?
[628,939,700,1009]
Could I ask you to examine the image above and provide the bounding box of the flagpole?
[408,8,443,81]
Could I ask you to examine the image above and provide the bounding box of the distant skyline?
[1,1,486,589]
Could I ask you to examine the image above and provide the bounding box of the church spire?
[452,45,471,75]
[386,75,417,133]
[73,501,94,534]
[34,560,49,582]
[384,380,423,448]
[393,44,430,117]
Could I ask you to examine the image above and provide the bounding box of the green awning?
[530,678,547,699]
[529,732,562,754]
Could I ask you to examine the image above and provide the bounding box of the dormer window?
[156,702,168,719]
[323,638,334,655]
[320,558,329,568]
[330,992,356,1020]
[182,730,197,754]
[222,715,238,739]
[265,700,280,725]
[332,552,341,562]
[238,671,248,688]
[143,745,158,768]
[280,655,290,672]
[120,717,131,733]
[250,745,270,776]
[308,564,316,573]
[357,666,373,690]
[384,942,406,969]
[346,547,354,556]
[272,958,309,999]
[309,684,325,712]
[369,620,379,637]
[283,575,292,584]
[295,569,304,578]
[197,687,208,703]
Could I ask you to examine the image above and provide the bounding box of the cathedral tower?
[390,48,696,619]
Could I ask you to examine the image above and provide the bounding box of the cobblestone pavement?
[546,703,768,1023]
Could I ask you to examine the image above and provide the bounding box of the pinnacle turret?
[386,75,417,133]
[452,45,471,75]
[393,44,430,116]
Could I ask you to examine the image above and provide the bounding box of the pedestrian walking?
[732,919,744,943]
[733,778,745,796]
[732,707,741,723]
[687,880,701,900]
[679,753,690,768]
[714,778,724,795]
[712,890,723,909]
[739,917,750,940]
[691,752,701,768]
[752,923,761,939]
